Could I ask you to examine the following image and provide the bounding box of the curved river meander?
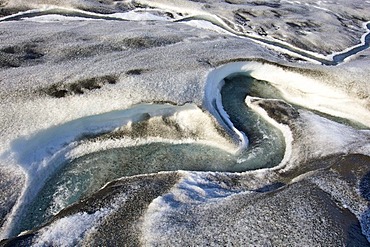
[15,74,287,235]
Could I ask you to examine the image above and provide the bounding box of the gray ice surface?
[0,0,370,246]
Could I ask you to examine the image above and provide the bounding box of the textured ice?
[21,14,93,22]
[32,209,112,246]
[0,0,370,245]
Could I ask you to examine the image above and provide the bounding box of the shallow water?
[16,74,287,233]
[19,142,238,232]
[221,74,285,171]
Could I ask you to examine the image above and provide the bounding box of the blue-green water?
[17,74,286,234]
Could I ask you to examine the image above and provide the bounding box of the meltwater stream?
[2,8,370,66]
[19,143,237,233]
[221,74,285,171]
[1,8,369,66]
[15,74,286,235]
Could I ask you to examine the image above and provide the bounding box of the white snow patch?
[246,63,370,127]
[21,14,92,22]
[298,111,370,157]
[32,210,108,246]
[140,171,243,245]
[32,194,126,246]
[183,20,235,35]
[67,137,234,162]
[108,10,170,21]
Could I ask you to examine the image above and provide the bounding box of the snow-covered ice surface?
[0,0,370,246]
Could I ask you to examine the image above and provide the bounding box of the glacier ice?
[0,0,370,245]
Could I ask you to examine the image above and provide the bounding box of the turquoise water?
[18,74,286,233]
[221,74,285,171]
